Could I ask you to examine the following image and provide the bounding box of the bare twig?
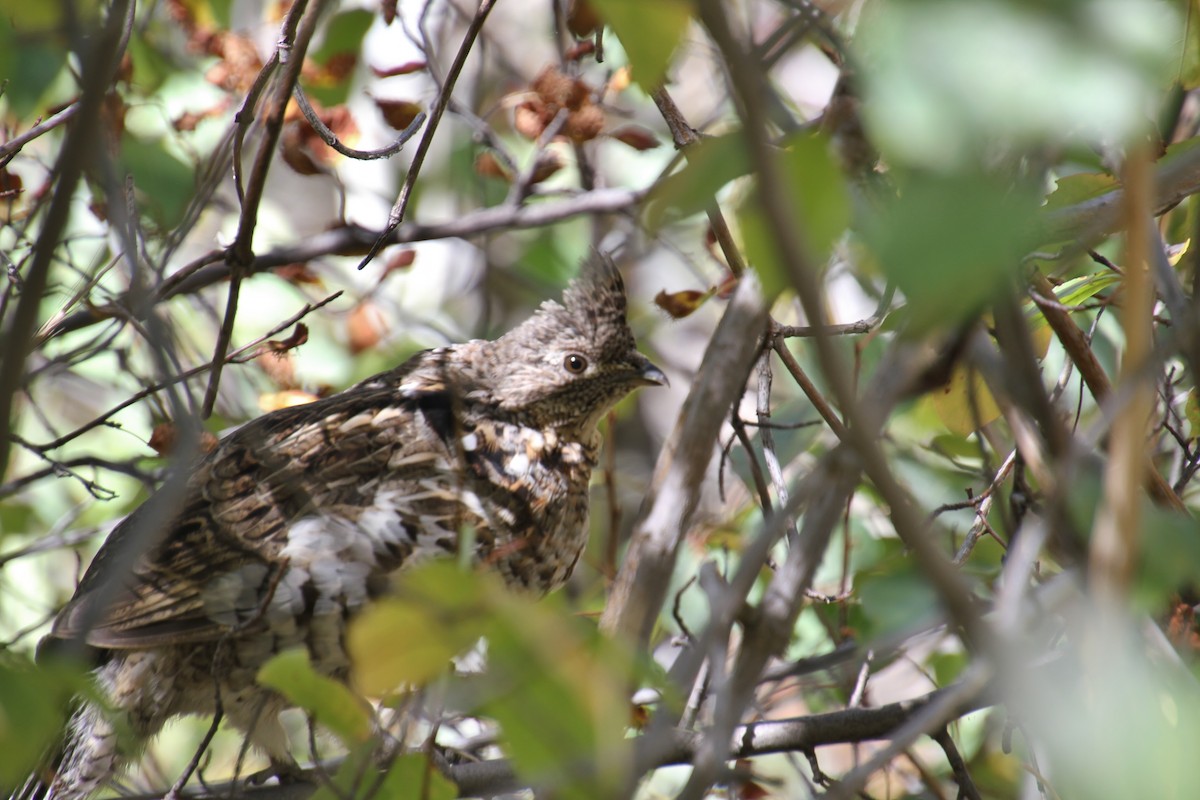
[360,0,501,270]
[203,0,325,418]
[292,85,426,160]
[0,0,134,482]
[42,188,645,343]
[0,102,81,161]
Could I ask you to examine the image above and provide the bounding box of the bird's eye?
[563,353,588,374]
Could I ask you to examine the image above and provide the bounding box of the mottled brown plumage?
[23,252,664,800]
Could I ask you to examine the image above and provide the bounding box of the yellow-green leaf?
[1043,172,1118,211]
[646,132,750,231]
[926,364,1002,436]
[592,0,692,91]
[348,562,487,695]
[257,649,372,744]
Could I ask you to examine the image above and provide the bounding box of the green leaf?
[857,0,1178,168]
[1026,271,1122,334]
[1043,172,1118,211]
[118,133,196,230]
[646,132,751,231]
[857,564,941,637]
[481,589,636,800]
[737,201,787,300]
[0,27,70,119]
[310,8,374,66]
[1185,390,1200,441]
[1133,505,1200,610]
[865,170,1042,333]
[592,0,692,91]
[776,131,851,266]
[0,655,87,786]
[348,562,488,694]
[351,563,645,798]
[307,8,373,106]
[257,649,372,744]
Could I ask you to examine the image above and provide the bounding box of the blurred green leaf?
[1043,172,1118,210]
[0,1,64,33]
[865,170,1042,332]
[1133,505,1200,610]
[0,655,87,785]
[857,563,941,637]
[858,0,1177,167]
[928,651,968,686]
[307,9,373,106]
[118,133,196,229]
[127,33,176,94]
[1023,616,1200,800]
[592,0,691,91]
[777,132,850,266]
[257,649,372,744]
[311,9,374,66]
[348,561,488,694]
[737,202,787,300]
[0,29,69,120]
[647,132,750,231]
[350,561,640,799]
[1185,390,1200,440]
[482,589,635,800]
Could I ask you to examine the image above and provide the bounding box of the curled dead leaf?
[273,263,322,285]
[565,40,596,61]
[475,151,512,181]
[610,124,659,151]
[374,98,423,131]
[258,351,296,389]
[514,101,548,140]
[565,104,604,143]
[373,60,427,78]
[567,0,601,37]
[347,300,388,354]
[266,323,310,353]
[655,288,712,319]
[279,104,359,174]
[149,423,219,456]
[383,249,417,277]
[530,151,565,184]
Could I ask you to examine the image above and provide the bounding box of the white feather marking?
[372,406,405,425]
[461,432,479,451]
[337,412,374,433]
[505,451,531,478]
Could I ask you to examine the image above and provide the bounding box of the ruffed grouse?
[18,252,665,800]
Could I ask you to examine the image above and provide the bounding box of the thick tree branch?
[124,673,995,800]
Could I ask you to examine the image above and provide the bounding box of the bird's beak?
[635,358,669,388]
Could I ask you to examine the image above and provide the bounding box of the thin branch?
[28,292,342,453]
[359,0,501,270]
[41,188,645,342]
[203,0,324,418]
[932,728,983,800]
[0,0,134,484]
[0,102,81,161]
[292,85,426,160]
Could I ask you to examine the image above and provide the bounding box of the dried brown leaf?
[610,124,659,151]
[374,99,423,131]
[655,288,711,319]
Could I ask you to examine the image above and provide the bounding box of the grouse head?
[470,252,666,435]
